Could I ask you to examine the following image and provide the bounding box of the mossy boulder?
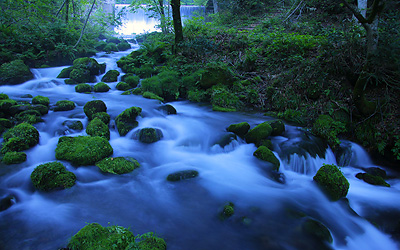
[157,104,177,115]
[92,112,110,124]
[53,100,75,112]
[136,128,163,143]
[83,100,107,120]
[31,104,49,115]
[268,119,285,136]
[0,60,33,85]
[302,218,333,244]
[0,118,12,134]
[64,79,77,85]
[364,167,386,178]
[313,164,350,201]
[1,123,39,153]
[253,146,280,171]
[2,151,27,164]
[73,57,102,76]
[30,162,76,191]
[57,66,74,78]
[55,136,113,166]
[101,70,120,83]
[67,223,135,250]
[220,202,235,220]
[137,233,167,250]
[63,120,83,130]
[32,95,49,106]
[121,74,140,88]
[142,91,164,102]
[95,40,107,51]
[95,157,140,175]
[75,83,92,93]
[86,118,110,140]
[104,42,118,53]
[141,70,180,101]
[0,99,18,115]
[227,122,250,138]
[117,42,131,51]
[355,173,390,187]
[115,106,142,136]
[116,82,131,91]
[93,82,111,92]
[245,122,273,146]
[167,170,199,181]
[70,68,92,83]
[15,110,43,124]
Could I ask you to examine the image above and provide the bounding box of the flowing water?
[1,41,400,250]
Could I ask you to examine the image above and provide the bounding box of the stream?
[0,43,400,250]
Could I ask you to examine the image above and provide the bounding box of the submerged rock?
[213,133,237,148]
[355,173,390,187]
[313,164,349,201]
[95,157,140,175]
[30,162,76,191]
[55,136,113,166]
[62,120,83,131]
[136,128,163,143]
[0,60,33,85]
[83,100,107,120]
[0,195,15,212]
[157,104,177,115]
[220,202,235,220]
[115,106,142,136]
[302,218,333,244]
[167,170,199,181]
[227,122,250,138]
[253,146,280,171]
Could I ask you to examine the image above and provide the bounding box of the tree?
[130,0,170,33]
[340,0,386,115]
[171,0,183,46]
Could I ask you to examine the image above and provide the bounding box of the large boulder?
[86,117,110,140]
[15,110,43,124]
[95,157,140,175]
[227,122,250,138]
[83,100,107,120]
[116,82,131,91]
[0,60,33,85]
[1,123,39,153]
[70,68,92,83]
[92,112,110,125]
[55,136,113,166]
[253,146,280,171]
[75,83,92,93]
[101,70,120,82]
[268,119,285,136]
[115,106,142,136]
[56,66,74,78]
[32,95,50,106]
[313,164,349,201]
[245,122,273,146]
[30,162,76,191]
[73,57,102,76]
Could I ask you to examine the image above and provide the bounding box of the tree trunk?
[158,0,167,34]
[65,0,69,23]
[74,0,96,48]
[170,0,183,46]
[213,0,219,13]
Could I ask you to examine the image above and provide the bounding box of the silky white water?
[0,45,399,250]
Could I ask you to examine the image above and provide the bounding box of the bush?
[312,115,346,150]
[117,42,131,51]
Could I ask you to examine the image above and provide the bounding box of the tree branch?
[73,0,96,48]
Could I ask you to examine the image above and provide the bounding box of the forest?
[0,0,400,249]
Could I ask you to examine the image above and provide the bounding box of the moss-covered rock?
[245,122,273,146]
[157,104,177,115]
[55,136,113,166]
[93,82,111,92]
[212,106,236,112]
[198,62,236,89]
[302,218,333,244]
[0,99,17,116]
[137,233,167,250]
[64,79,77,85]
[137,128,163,143]
[95,40,107,51]
[313,164,349,201]
[2,123,39,151]
[15,110,43,124]
[214,133,237,148]
[54,100,75,112]
[117,42,131,51]
[312,115,346,150]
[167,170,199,181]
[141,70,180,101]
[104,42,118,53]
[101,70,120,83]
[1,137,29,153]
[0,195,15,212]
[62,120,83,130]
[116,82,131,91]
[32,95,49,106]
[70,68,92,83]
[67,223,135,250]
[75,83,92,93]
[2,151,27,164]
[142,91,164,102]
[364,167,386,178]
[0,118,12,134]
[0,93,9,100]
[227,122,250,138]
[73,57,102,76]
[86,117,110,140]
[57,66,74,78]
[268,119,285,136]
[220,202,235,220]
[253,146,280,171]
[31,104,49,115]
[95,157,140,175]
[115,106,142,136]
[83,100,107,120]
[0,60,33,85]
[121,74,140,88]
[92,112,110,125]
[355,173,390,187]
[30,162,76,191]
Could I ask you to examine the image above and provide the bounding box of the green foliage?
[30,162,76,191]
[220,202,235,220]
[210,85,241,111]
[55,136,113,166]
[313,164,349,201]
[312,115,346,149]
[392,136,400,161]
[95,157,140,175]
[141,70,180,101]
[121,74,140,88]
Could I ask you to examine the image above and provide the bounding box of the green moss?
[132,64,156,78]
[198,62,235,89]
[313,164,349,201]
[62,120,83,130]
[220,202,235,220]
[137,128,163,143]
[245,122,273,146]
[312,115,346,150]
[83,100,107,120]
[95,41,107,51]
[73,57,102,75]
[104,42,118,53]
[253,146,280,171]
[268,119,285,136]
[55,136,113,166]
[167,170,199,181]
[93,82,111,93]
[92,112,110,124]
[227,122,250,138]
[142,91,164,102]
[30,162,76,191]
[212,106,236,112]
[54,100,75,111]
[1,137,29,153]
[95,157,140,175]
[211,85,241,111]
[355,173,390,187]
[116,82,131,91]
[115,106,142,136]
[70,68,92,83]
[57,66,74,78]
[2,151,27,164]
[15,110,43,124]
[141,70,180,101]
[32,95,49,106]
[121,74,140,88]
[86,118,110,140]
[117,42,131,51]
[302,218,333,243]
[75,83,92,93]
[64,79,77,85]
[0,60,33,85]
[101,70,120,83]
[137,232,167,250]
[2,122,39,148]
[0,99,17,115]
[0,93,9,100]
[67,223,135,250]
[31,104,49,115]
